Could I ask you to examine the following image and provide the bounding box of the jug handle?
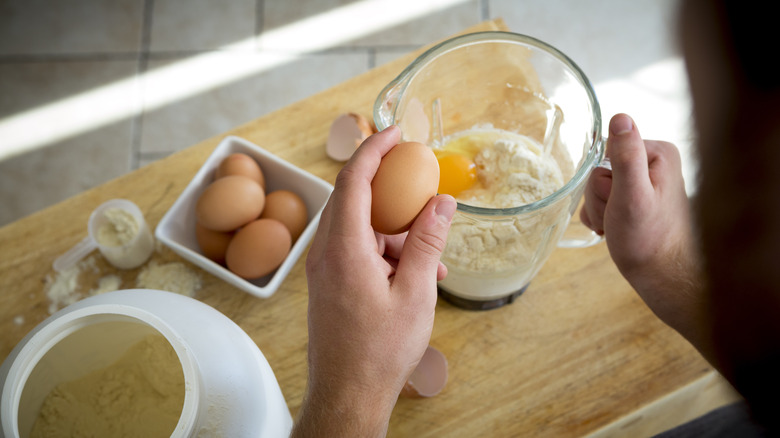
[558,139,612,249]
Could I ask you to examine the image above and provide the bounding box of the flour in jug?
[444,128,565,208]
[438,126,573,299]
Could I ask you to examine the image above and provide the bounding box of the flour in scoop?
[95,207,155,269]
[97,208,139,246]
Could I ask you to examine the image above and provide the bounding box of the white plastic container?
[0,289,293,437]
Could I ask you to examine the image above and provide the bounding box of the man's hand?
[581,113,712,360]
[293,125,456,437]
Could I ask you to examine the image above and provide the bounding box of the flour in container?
[30,334,185,438]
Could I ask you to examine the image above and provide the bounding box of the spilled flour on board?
[44,257,99,314]
[137,261,202,297]
[43,244,202,313]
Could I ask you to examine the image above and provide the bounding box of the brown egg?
[216,153,265,190]
[225,219,291,279]
[259,190,308,242]
[370,142,439,235]
[195,222,233,264]
[196,175,265,232]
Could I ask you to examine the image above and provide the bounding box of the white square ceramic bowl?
[156,136,333,298]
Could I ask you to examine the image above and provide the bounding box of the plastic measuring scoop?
[52,235,99,272]
[53,199,154,272]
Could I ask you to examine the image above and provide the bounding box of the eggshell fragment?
[401,346,448,398]
[225,218,291,279]
[260,190,308,242]
[370,141,439,235]
[326,113,375,161]
[216,152,266,190]
[398,97,430,144]
[195,222,233,264]
[196,175,265,232]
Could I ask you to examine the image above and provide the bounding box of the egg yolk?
[437,154,477,197]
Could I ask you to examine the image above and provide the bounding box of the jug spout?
[373,76,406,132]
[373,75,434,145]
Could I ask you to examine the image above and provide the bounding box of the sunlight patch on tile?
[259,0,473,50]
[594,57,696,193]
[0,0,469,161]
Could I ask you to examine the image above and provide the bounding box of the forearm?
[619,234,716,364]
[291,381,396,438]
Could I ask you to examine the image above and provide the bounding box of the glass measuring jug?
[374,31,608,310]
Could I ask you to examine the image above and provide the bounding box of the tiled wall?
[0,0,687,227]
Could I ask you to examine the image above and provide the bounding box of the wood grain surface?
[0,20,738,437]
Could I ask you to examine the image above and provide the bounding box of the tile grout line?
[130,0,155,171]
[0,53,140,63]
[129,0,458,166]
[480,0,490,21]
[367,47,377,70]
[255,0,265,50]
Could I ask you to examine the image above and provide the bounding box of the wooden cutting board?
[0,19,739,437]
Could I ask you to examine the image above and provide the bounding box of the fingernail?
[610,114,634,136]
[381,124,399,134]
[435,196,456,223]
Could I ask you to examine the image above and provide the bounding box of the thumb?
[393,195,456,294]
[607,114,651,201]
